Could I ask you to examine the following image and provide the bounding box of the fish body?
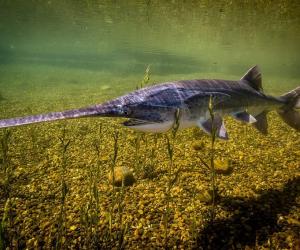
[0,66,299,139]
[114,78,281,134]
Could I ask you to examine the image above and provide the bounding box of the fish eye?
[123,107,131,115]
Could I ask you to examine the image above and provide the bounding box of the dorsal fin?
[241,65,263,92]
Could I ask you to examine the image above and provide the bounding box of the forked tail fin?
[277,86,300,131]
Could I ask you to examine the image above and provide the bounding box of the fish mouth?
[123,118,157,127]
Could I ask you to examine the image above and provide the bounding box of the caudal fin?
[277,86,300,131]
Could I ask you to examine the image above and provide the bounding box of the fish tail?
[277,86,300,131]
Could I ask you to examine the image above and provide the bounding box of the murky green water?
[0,0,299,103]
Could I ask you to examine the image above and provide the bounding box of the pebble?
[108,166,135,187]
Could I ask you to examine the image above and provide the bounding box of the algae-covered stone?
[198,190,213,203]
[192,141,205,151]
[108,166,135,187]
[214,159,233,175]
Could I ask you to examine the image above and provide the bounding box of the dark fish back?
[119,78,262,109]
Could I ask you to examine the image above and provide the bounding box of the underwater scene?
[0,0,299,249]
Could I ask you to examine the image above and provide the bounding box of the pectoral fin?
[231,111,256,123]
[253,111,268,134]
[197,115,229,140]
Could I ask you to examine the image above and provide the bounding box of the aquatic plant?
[79,124,118,248]
[163,108,181,247]
[132,132,158,179]
[107,130,118,234]
[28,126,40,161]
[111,130,118,191]
[0,130,12,199]
[142,138,158,179]
[191,96,219,222]
[133,133,142,176]
[103,130,129,249]
[91,123,105,181]
[0,198,11,249]
[207,95,218,222]
[116,171,127,249]
[55,124,71,250]
[0,130,11,174]
[138,65,151,89]
[133,66,157,179]
[92,138,101,179]
[80,161,101,248]
[189,188,198,247]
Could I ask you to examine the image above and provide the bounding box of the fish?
[0,65,299,139]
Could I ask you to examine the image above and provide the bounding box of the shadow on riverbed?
[196,176,300,249]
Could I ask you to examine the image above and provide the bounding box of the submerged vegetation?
[0,68,299,249]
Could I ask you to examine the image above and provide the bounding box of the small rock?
[198,190,213,203]
[108,166,135,187]
[214,159,233,175]
[192,141,205,151]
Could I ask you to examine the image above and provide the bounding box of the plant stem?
[109,130,119,236]
[56,125,71,250]
[208,96,217,223]
[163,108,181,247]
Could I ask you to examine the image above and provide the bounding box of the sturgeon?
[0,66,299,139]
